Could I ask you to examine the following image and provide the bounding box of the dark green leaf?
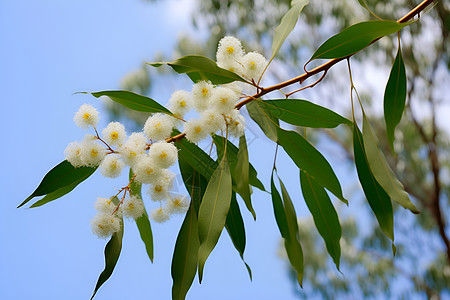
[29,179,82,208]
[148,55,246,85]
[90,197,123,300]
[309,20,411,61]
[271,171,289,239]
[260,99,352,128]
[90,90,173,115]
[246,100,279,142]
[362,115,419,213]
[197,155,232,282]
[353,125,394,241]
[277,128,347,203]
[234,135,256,219]
[19,160,97,208]
[178,154,209,214]
[384,46,407,150]
[300,170,341,269]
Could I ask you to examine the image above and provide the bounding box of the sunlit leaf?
[148,55,246,85]
[246,100,279,142]
[19,160,97,208]
[300,170,341,270]
[90,90,173,115]
[362,115,419,213]
[384,46,407,150]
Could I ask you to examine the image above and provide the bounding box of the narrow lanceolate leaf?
[259,99,352,128]
[90,90,173,115]
[246,100,279,142]
[148,55,246,85]
[353,125,394,241]
[300,170,341,270]
[129,170,153,262]
[171,205,200,300]
[384,46,407,150]
[270,0,309,63]
[277,128,347,204]
[197,156,232,282]
[29,179,83,208]
[271,172,289,239]
[19,160,96,208]
[225,193,252,279]
[91,197,123,300]
[308,20,411,61]
[178,154,209,213]
[362,115,419,213]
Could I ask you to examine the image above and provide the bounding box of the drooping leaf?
[19,160,97,208]
[148,55,247,85]
[129,169,153,262]
[246,100,280,142]
[225,193,252,279]
[384,46,407,150]
[277,128,347,203]
[270,0,309,63]
[271,172,289,239]
[90,197,123,300]
[197,155,232,282]
[259,99,352,128]
[353,125,394,242]
[300,170,341,270]
[362,115,419,213]
[308,20,411,61]
[178,154,209,213]
[89,90,173,115]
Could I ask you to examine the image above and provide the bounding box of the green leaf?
[225,193,252,279]
[362,115,419,213]
[246,100,280,142]
[171,205,199,300]
[384,46,407,150]
[270,172,289,239]
[353,125,394,241]
[148,55,246,85]
[19,160,97,208]
[300,170,341,270]
[234,135,256,219]
[90,197,123,300]
[259,99,352,128]
[89,90,173,115]
[178,154,209,213]
[197,155,232,282]
[277,128,347,203]
[129,169,154,262]
[309,20,411,61]
[29,179,82,208]
[270,0,309,63]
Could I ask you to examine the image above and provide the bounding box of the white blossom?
[184,118,209,143]
[191,81,213,112]
[143,113,176,141]
[166,194,190,214]
[209,86,239,114]
[148,169,175,201]
[64,141,83,168]
[150,207,170,223]
[216,36,245,67]
[168,90,192,116]
[132,155,162,184]
[119,132,148,166]
[242,51,267,80]
[201,109,226,134]
[79,140,106,167]
[122,195,145,220]
[102,122,127,146]
[91,213,121,239]
[148,141,178,168]
[73,104,99,129]
[94,197,117,215]
[99,154,125,178]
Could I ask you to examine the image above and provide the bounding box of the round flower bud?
[91,213,121,239]
[74,104,99,129]
[148,141,178,168]
[122,195,145,220]
[150,207,170,223]
[102,122,127,146]
[100,154,125,178]
[143,113,176,141]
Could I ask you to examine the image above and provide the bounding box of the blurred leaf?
[90,90,173,115]
[300,170,341,270]
[353,125,394,242]
[197,155,232,282]
[246,100,280,142]
[308,20,411,61]
[129,169,153,262]
[90,197,123,300]
[277,128,347,203]
[384,46,406,150]
[19,160,97,208]
[148,55,246,84]
[259,99,352,128]
[362,115,419,213]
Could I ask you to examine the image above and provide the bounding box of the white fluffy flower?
[166,194,190,214]
[184,118,209,143]
[64,141,83,167]
[74,104,99,129]
[94,197,118,215]
[242,51,267,80]
[102,122,127,146]
[100,154,125,178]
[122,195,145,219]
[148,169,175,201]
[168,90,191,116]
[228,113,246,138]
[210,86,239,114]
[119,132,148,166]
[143,113,176,141]
[150,207,170,223]
[216,36,244,66]
[79,140,106,167]
[132,155,162,184]
[91,213,121,239]
[191,81,213,112]
[201,109,225,134]
[148,141,178,168]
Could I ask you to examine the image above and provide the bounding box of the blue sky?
[0,1,337,299]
